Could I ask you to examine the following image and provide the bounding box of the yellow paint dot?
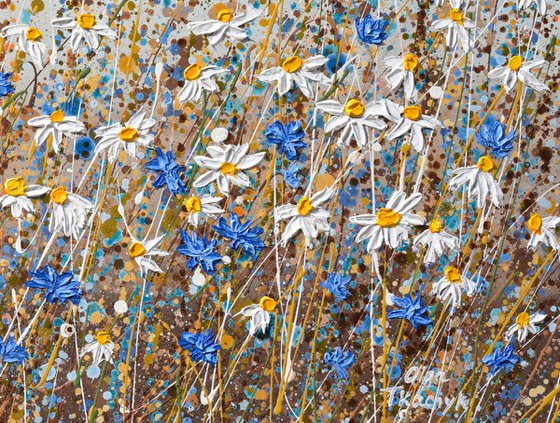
[314,173,335,191]
[89,311,102,324]
[221,333,234,349]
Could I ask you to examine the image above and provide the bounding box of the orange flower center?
[297,197,314,216]
[444,266,462,283]
[476,155,496,173]
[403,53,420,71]
[516,312,530,329]
[50,109,65,123]
[449,9,465,25]
[184,63,202,81]
[376,208,402,228]
[3,177,27,197]
[216,8,234,23]
[402,105,423,121]
[527,213,542,234]
[25,26,43,41]
[185,196,202,213]
[119,127,139,142]
[50,186,68,204]
[259,296,277,311]
[77,13,97,29]
[508,55,524,72]
[429,220,443,233]
[281,56,304,73]
[96,331,111,345]
[344,99,365,118]
[129,242,146,258]
[220,162,239,176]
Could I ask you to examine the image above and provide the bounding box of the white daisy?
[236,296,276,336]
[80,331,115,366]
[506,312,546,343]
[51,13,117,52]
[275,187,335,246]
[385,54,421,101]
[94,109,156,163]
[0,24,47,68]
[488,56,548,93]
[526,213,560,251]
[27,109,86,154]
[128,234,169,274]
[385,105,441,153]
[193,143,266,195]
[49,186,94,238]
[315,99,387,147]
[186,6,262,46]
[0,177,50,220]
[432,266,476,310]
[413,220,460,265]
[350,191,425,252]
[430,0,474,51]
[448,155,504,209]
[257,55,330,98]
[518,0,547,15]
[177,64,227,103]
[183,194,224,227]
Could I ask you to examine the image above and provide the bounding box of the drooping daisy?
[49,186,94,238]
[128,234,169,274]
[526,213,560,251]
[177,63,227,103]
[193,143,266,195]
[448,155,504,209]
[432,266,476,310]
[80,331,115,366]
[257,55,330,98]
[0,177,50,220]
[385,54,421,101]
[51,13,117,52]
[385,105,441,153]
[315,99,387,147]
[488,55,548,93]
[186,6,262,46]
[430,0,474,51]
[413,220,460,265]
[236,296,276,336]
[94,109,156,163]
[518,0,547,15]
[275,187,335,246]
[350,191,425,252]
[0,24,47,68]
[183,194,224,227]
[506,311,546,343]
[27,109,86,154]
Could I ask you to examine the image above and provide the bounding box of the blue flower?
[264,120,306,160]
[482,343,520,375]
[213,213,265,259]
[475,121,515,158]
[179,330,221,365]
[282,163,302,188]
[387,294,432,330]
[178,231,222,275]
[0,72,15,97]
[321,273,352,301]
[323,49,347,75]
[355,15,389,45]
[0,337,29,364]
[145,147,187,196]
[26,265,83,305]
[324,347,356,379]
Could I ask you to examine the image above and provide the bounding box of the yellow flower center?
[185,196,202,213]
[77,13,97,29]
[220,162,239,176]
[25,26,43,41]
[50,109,65,123]
[344,99,365,118]
[129,242,146,258]
[216,7,234,23]
[281,56,304,73]
[403,53,420,72]
[184,63,202,81]
[508,55,524,72]
[50,186,68,204]
[119,127,139,142]
[527,213,542,234]
[402,105,423,121]
[259,296,277,312]
[376,208,402,228]
[3,177,27,197]
[449,9,465,25]
[444,266,462,283]
[516,312,530,329]
[429,220,443,233]
[476,155,496,173]
[96,331,111,345]
[297,197,314,216]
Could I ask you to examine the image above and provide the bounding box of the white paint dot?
[429,86,444,99]
[211,127,229,143]
[114,300,128,314]
[192,267,206,286]
[222,255,232,265]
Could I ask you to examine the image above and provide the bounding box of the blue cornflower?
[145,147,187,196]
[475,121,515,158]
[264,120,306,160]
[482,343,520,375]
[0,72,15,97]
[282,163,302,188]
[324,51,347,75]
[26,265,83,305]
[324,347,356,380]
[355,15,389,45]
[321,273,352,301]
[213,213,265,259]
[387,293,432,330]
[178,330,221,365]
[0,337,29,364]
[178,231,222,275]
